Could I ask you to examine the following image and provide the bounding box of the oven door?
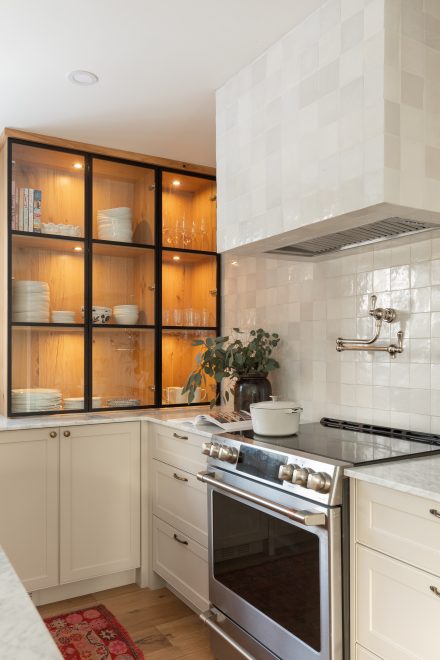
[199,468,343,660]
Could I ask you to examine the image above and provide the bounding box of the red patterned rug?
[44,604,144,659]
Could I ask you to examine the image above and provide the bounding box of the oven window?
[213,491,321,652]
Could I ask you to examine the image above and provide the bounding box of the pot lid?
[250,399,302,411]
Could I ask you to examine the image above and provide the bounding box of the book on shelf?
[33,190,42,232]
[168,409,253,431]
[14,187,42,232]
[28,188,34,232]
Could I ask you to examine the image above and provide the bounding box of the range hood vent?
[266,217,438,259]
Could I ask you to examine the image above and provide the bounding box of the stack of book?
[11,185,42,232]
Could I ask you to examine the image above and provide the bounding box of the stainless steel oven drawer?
[203,608,280,660]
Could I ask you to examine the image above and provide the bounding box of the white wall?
[222,233,440,433]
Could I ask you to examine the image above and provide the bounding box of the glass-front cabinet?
[6,138,218,415]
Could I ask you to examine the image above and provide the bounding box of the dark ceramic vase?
[233,374,272,412]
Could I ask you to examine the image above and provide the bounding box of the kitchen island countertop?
[345,453,440,503]
[0,545,61,659]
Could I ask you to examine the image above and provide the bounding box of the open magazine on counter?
[168,409,253,431]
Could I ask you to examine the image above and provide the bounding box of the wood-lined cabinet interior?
[4,136,217,415]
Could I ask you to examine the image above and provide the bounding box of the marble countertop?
[0,545,61,659]
[0,406,219,437]
[345,454,440,503]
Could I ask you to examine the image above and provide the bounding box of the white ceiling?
[0,0,321,167]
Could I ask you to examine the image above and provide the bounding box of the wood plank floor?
[38,583,215,659]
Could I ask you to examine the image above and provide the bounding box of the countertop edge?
[0,545,62,659]
[345,456,440,503]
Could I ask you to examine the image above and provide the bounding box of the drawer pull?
[49,431,57,438]
[430,586,440,597]
[173,432,188,440]
[173,533,189,546]
[429,508,440,518]
[173,472,188,482]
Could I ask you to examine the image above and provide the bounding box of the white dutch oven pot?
[250,397,303,436]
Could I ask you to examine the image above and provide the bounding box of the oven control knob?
[201,442,213,455]
[291,466,311,487]
[278,464,296,481]
[307,471,332,493]
[218,446,238,463]
[209,443,221,459]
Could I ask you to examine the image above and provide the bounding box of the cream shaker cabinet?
[0,428,59,591]
[59,422,141,583]
[0,421,140,593]
[150,422,209,611]
[351,480,440,660]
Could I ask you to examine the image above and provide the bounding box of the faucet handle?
[369,294,377,315]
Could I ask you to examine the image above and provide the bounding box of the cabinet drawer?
[151,423,208,475]
[356,481,440,577]
[152,459,208,547]
[153,516,209,612]
[356,644,382,659]
[357,545,440,660]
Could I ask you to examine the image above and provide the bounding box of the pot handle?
[286,407,303,414]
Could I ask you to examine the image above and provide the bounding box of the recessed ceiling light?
[73,246,83,252]
[73,162,83,169]
[172,180,181,187]
[68,70,99,86]
[172,255,180,261]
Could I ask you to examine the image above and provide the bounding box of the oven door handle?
[197,471,327,527]
[200,609,256,660]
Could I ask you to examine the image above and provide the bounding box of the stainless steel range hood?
[265,217,438,259]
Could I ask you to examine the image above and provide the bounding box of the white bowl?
[81,306,112,324]
[114,313,139,325]
[52,310,75,322]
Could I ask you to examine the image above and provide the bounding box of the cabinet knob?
[63,430,71,437]
[49,431,57,438]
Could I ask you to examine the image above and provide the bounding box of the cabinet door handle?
[173,432,188,440]
[49,431,57,438]
[429,508,440,518]
[63,430,71,437]
[173,472,188,482]
[430,586,440,597]
[173,533,189,546]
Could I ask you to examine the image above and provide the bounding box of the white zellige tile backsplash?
[222,233,440,434]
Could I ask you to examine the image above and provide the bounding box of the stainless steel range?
[197,418,440,660]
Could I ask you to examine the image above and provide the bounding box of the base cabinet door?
[60,422,140,583]
[357,545,440,660]
[0,428,58,591]
[153,516,209,611]
[356,644,382,659]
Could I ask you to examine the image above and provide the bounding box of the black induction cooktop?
[225,418,440,466]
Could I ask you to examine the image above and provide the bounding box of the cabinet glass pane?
[11,235,84,324]
[162,252,217,328]
[11,327,84,413]
[162,172,216,251]
[92,328,155,407]
[11,143,85,237]
[162,330,216,404]
[93,159,155,245]
[92,244,155,325]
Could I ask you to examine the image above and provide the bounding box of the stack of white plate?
[97,207,132,242]
[63,396,102,410]
[107,397,140,408]
[12,281,50,323]
[11,388,62,412]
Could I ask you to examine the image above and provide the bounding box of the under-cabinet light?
[172,180,181,186]
[73,246,83,252]
[172,255,180,261]
[73,162,83,169]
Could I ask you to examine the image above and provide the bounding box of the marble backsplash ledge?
[221,232,440,434]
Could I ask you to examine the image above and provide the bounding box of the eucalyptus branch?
[182,328,280,405]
